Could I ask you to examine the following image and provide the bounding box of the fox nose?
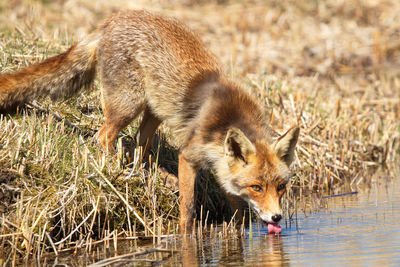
[271,214,282,223]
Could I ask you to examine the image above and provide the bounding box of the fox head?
[219,126,299,225]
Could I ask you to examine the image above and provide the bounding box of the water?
[40,171,400,266]
[170,172,400,266]
[282,183,400,266]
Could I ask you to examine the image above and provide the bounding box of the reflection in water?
[177,231,287,266]
[174,169,400,266]
[41,170,400,266]
[282,173,400,266]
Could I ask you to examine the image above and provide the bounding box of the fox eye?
[277,183,287,192]
[250,185,263,193]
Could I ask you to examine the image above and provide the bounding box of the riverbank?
[1,0,399,263]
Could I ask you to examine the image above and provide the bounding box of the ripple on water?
[191,174,400,266]
[40,173,400,266]
[277,176,400,266]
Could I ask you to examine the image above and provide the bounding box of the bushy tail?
[0,31,100,112]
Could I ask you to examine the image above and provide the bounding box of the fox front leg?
[178,153,197,234]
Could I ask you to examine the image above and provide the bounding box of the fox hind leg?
[98,99,145,153]
[98,73,146,153]
[135,105,162,159]
[97,39,147,153]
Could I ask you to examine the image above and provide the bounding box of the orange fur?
[0,10,299,232]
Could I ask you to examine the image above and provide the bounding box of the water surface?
[172,172,400,266]
[41,171,400,266]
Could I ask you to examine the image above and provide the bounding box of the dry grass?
[0,0,399,264]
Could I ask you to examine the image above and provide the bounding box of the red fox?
[0,10,299,233]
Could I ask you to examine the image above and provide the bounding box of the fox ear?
[273,126,300,166]
[224,127,255,165]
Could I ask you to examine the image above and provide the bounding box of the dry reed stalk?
[0,0,399,263]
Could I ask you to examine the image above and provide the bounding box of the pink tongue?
[267,223,282,234]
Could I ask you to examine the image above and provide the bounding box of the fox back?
[97,11,221,142]
[0,10,299,232]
